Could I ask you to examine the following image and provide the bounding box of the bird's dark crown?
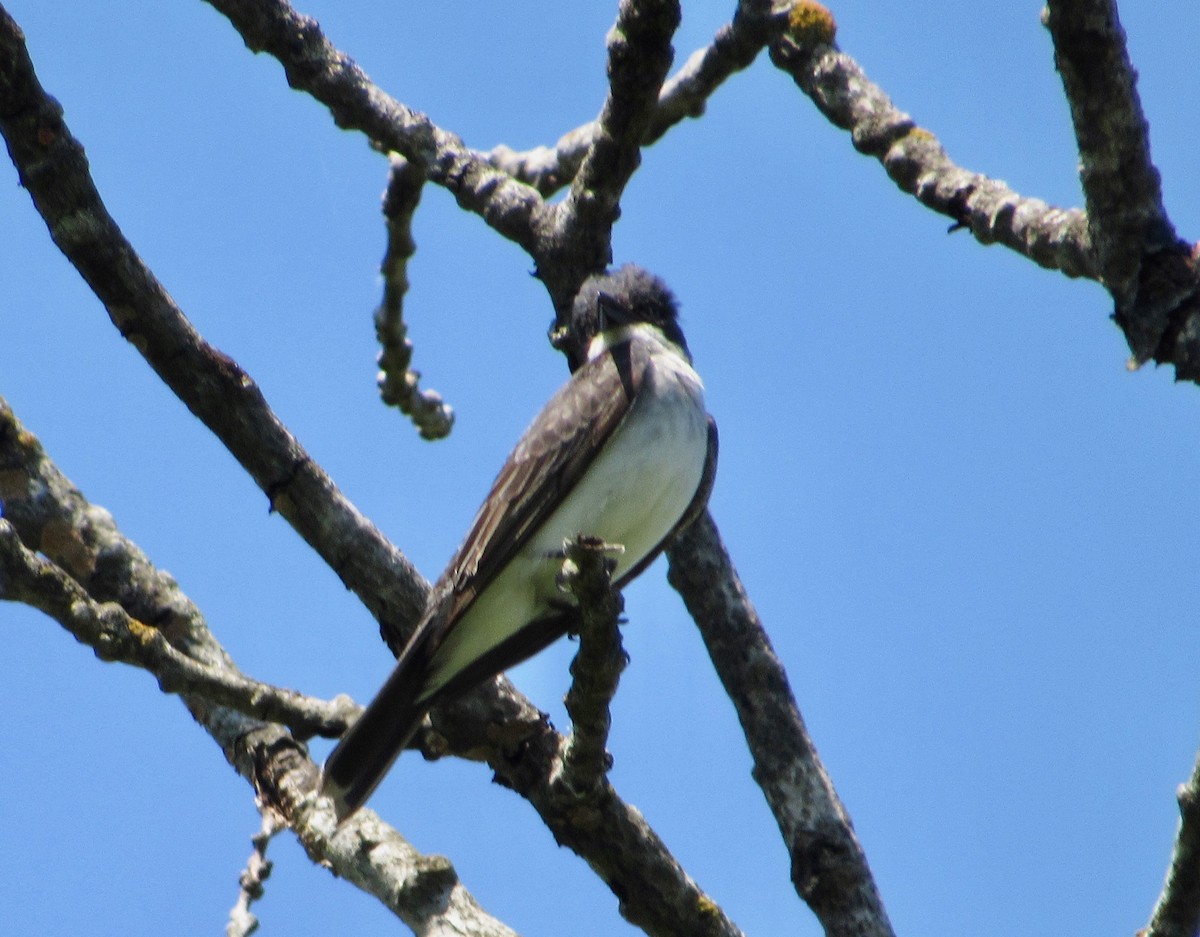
[564,265,689,367]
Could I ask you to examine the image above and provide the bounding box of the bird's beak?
[596,291,620,332]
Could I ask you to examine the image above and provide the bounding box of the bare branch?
[650,0,790,142]
[488,124,600,201]
[0,519,355,740]
[235,723,526,937]
[375,154,454,441]
[544,0,682,299]
[234,723,525,937]
[497,731,743,937]
[0,396,235,671]
[1042,2,1174,302]
[0,398,522,937]
[402,669,745,937]
[1042,0,1200,376]
[667,513,896,937]
[200,0,550,255]
[1146,750,1200,937]
[557,536,628,795]
[0,9,428,652]
[489,0,793,196]
[769,5,1097,282]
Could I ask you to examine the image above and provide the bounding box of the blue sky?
[2,2,1198,936]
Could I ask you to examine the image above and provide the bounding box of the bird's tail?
[321,609,577,820]
[321,655,431,821]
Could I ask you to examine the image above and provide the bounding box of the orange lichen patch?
[788,1,836,45]
[126,616,159,645]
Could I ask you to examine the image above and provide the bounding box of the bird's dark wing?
[321,338,647,819]
[436,337,646,634]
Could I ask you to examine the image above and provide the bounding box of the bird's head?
[554,265,690,370]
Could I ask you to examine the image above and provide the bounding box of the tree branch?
[487,716,742,937]
[0,7,428,653]
[200,0,551,256]
[0,518,355,740]
[1146,750,1200,937]
[667,512,896,937]
[375,154,454,441]
[488,0,793,196]
[542,0,682,305]
[0,398,520,937]
[769,4,1097,282]
[1043,0,1200,376]
[1042,1,1174,304]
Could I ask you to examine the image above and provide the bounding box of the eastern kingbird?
[322,265,717,819]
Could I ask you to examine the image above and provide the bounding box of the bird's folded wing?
[434,338,646,638]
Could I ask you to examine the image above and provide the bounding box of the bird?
[321,264,718,819]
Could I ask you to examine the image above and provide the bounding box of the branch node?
[555,535,626,797]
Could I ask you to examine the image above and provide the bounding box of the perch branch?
[556,536,627,795]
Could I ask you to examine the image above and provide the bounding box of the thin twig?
[668,512,896,937]
[226,812,282,937]
[769,4,1097,282]
[375,154,454,440]
[1145,750,1200,937]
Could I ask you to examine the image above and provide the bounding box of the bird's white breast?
[530,337,707,580]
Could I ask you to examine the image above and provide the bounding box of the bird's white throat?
[587,321,686,363]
